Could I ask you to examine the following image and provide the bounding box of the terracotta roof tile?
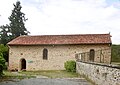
[8,34,112,45]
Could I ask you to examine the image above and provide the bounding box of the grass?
[1,70,95,84]
[0,70,35,82]
[20,70,80,78]
[0,70,80,82]
[111,62,120,66]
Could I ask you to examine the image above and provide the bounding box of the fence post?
[100,50,102,63]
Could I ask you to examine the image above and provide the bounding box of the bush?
[0,44,9,62]
[0,65,3,77]
[0,53,6,76]
[64,60,76,72]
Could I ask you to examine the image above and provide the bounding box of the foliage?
[64,60,76,72]
[8,1,29,39]
[0,25,11,45]
[0,44,9,62]
[111,45,120,62]
[0,1,29,45]
[0,53,6,68]
[0,53,6,76]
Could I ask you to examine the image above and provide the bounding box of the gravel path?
[0,78,92,85]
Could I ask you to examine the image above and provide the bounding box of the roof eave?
[8,42,112,46]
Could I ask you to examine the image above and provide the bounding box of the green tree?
[9,1,29,39]
[0,1,29,45]
[0,25,11,45]
[112,45,120,62]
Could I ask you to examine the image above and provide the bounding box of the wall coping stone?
[77,60,120,69]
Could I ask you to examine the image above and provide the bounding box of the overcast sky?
[0,0,120,44]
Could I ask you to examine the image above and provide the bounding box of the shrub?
[0,53,6,76]
[64,60,76,72]
[0,44,9,62]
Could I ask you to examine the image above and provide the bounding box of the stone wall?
[8,44,110,71]
[76,61,120,85]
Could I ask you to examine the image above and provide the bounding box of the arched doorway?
[20,58,26,70]
[89,49,95,62]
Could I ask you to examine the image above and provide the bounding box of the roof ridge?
[23,33,110,37]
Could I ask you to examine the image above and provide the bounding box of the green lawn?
[20,70,80,78]
[0,70,80,82]
[0,70,35,82]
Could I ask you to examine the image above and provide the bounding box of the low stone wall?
[76,61,120,85]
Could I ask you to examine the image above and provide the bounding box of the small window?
[89,49,95,62]
[43,48,48,60]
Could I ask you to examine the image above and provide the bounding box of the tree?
[9,1,29,39]
[112,45,120,62]
[0,25,11,45]
[0,1,29,45]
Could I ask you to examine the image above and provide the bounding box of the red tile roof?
[8,34,112,45]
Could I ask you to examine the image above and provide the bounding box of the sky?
[0,0,120,44]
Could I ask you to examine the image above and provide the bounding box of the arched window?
[43,48,48,60]
[89,49,95,62]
